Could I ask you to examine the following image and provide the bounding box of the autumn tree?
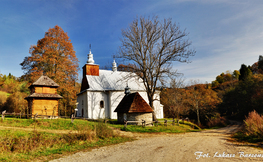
[3,91,28,113]
[185,82,221,126]
[233,70,240,80]
[20,25,79,115]
[115,16,195,120]
[161,77,187,119]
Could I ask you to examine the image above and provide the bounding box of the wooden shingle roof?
[25,93,63,99]
[114,92,153,113]
[30,75,59,87]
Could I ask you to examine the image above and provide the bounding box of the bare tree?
[161,76,186,121]
[115,16,195,120]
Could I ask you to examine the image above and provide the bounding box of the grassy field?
[0,118,133,161]
[0,118,202,161]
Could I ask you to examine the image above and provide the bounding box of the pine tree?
[239,64,252,81]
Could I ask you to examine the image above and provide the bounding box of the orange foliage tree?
[161,88,187,119]
[20,25,79,115]
[185,83,221,126]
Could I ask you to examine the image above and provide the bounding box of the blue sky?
[1,0,263,84]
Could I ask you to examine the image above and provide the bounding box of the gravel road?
[51,123,263,162]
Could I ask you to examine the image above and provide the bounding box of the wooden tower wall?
[32,99,58,116]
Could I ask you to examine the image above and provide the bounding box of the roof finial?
[125,81,130,95]
[112,59,117,72]
[87,44,95,64]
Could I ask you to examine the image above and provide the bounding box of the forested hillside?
[162,55,263,127]
[0,73,29,113]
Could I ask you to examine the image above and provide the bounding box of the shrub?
[244,110,263,138]
[75,125,94,141]
[95,122,114,139]
[207,113,227,128]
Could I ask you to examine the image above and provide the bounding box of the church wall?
[153,92,164,119]
[87,91,107,119]
[77,90,163,119]
[77,92,88,118]
[110,92,125,119]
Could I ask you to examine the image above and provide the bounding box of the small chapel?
[76,50,163,120]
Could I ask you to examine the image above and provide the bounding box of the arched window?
[100,100,104,108]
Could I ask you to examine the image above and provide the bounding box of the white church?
[76,50,163,120]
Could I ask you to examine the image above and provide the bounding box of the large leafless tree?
[115,16,195,120]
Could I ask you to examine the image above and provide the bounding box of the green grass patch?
[120,124,200,133]
[0,91,10,97]
[0,118,96,130]
[109,119,201,133]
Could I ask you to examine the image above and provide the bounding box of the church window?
[100,100,104,108]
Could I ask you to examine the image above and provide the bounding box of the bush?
[95,122,114,139]
[244,110,263,138]
[207,113,227,128]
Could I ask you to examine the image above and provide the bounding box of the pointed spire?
[112,59,117,72]
[87,45,95,64]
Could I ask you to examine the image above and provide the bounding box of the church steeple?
[81,47,100,91]
[112,59,117,72]
[87,48,95,64]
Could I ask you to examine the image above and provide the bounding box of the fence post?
[172,118,175,126]
[142,120,146,127]
[104,118,108,124]
[71,113,74,123]
[34,113,38,120]
[124,120,127,128]
[33,113,38,131]
[2,110,6,121]
[164,119,167,126]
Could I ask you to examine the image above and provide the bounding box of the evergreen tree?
[239,64,252,81]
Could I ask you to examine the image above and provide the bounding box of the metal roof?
[85,70,146,91]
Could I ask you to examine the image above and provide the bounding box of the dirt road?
[51,123,263,162]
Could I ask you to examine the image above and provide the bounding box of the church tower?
[81,49,100,91]
[83,49,99,76]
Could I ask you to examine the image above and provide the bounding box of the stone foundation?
[117,112,152,125]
